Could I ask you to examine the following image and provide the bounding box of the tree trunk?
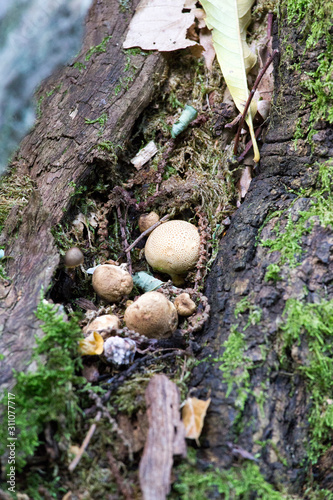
[0,0,165,391]
[190,3,333,495]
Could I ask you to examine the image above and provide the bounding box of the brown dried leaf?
[123,0,199,52]
[199,27,215,72]
[238,166,252,199]
[182,397,211,441]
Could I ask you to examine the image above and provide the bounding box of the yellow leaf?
[200,0,260,162]
[78,331,104,355]
[182,397,211,441]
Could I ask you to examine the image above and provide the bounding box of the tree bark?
[0,0,165,392]
[190,5,333,495]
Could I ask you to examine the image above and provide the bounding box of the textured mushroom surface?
[83,314,120,335]
[92,264,133,302]
[124,291,178,338]
[174,293,197,317]
[145,220,200,283]
[138,211,160,233]
[64,247,84,268]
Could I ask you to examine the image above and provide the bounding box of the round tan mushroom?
[64,247,84,268]
[124,291,178,338]
[139,212,160,233]
[144,220,200,285]
[92,264,133,302]
[174,293,197,317]
[83,314,120,335]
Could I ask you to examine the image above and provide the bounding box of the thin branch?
[125,214,170,253]
[107,451,134,500]
[233,49,279,157]
[117,205,132,274]
[68,411,102,472]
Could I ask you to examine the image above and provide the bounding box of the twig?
[125,214,170,253]
[194,208,212,291]
[267,11,273,38]
[68,411,102,472]
[117,205,132,274]
[233,49,279,157]
[237,126,262,162]
[107,451,134,500]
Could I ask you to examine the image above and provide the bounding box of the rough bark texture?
[0,0,165,392]
[190,8,333,496]
[139,374,186,500]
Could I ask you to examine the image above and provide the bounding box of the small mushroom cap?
[78,331,104,355]
[124,291,178,339]
[92,264,133,302]
[174,293,197,317]
[145,220,200,283]
[64,247,84,268]
[83,314,120,334]
[138,212,160,233]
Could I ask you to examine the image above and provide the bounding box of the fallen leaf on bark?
[182,396,211,441]
[123,0,200,52]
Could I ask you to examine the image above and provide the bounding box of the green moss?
[170,448,287,500]
[73,61,86,71]
[0,170,34,231]
[85,112,108,136]
[283,0,333,145]
[216,326,251,411]
[280,298,333,463]
[264,263,282,283]
[260,161,333,266]
[85,35,112,62]
[0,297,86,470]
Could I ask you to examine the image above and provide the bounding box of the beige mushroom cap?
[83,314,120,335]
[92,264,133,302]
[174,293,197,317]
[124,291,178,338]
[145,220,200,284]
[138,212,160,233]
[64,247,84,268]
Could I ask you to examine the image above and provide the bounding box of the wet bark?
[0,0,165,392]
[190,7,333,496]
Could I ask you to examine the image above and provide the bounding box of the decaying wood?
[139,374,186,500]
[0,0,166,393]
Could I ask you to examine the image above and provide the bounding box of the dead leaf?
[238,166,252,199]
[123,0,199,52]
[182,397,211,442]
[130,140,158,170]
[199,27,215,72]
[194,8,206,29]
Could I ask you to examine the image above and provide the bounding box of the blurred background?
[0,0,93,175]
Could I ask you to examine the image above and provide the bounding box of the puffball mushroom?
[92,264,133,302]
[145,220,200,285]
[64,247,84,268]
[138,212,160,233]
[124,291,178,339]
[174,293,197,317]
[83,314,120,335]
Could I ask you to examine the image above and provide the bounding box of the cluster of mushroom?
[64,214,201,363]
